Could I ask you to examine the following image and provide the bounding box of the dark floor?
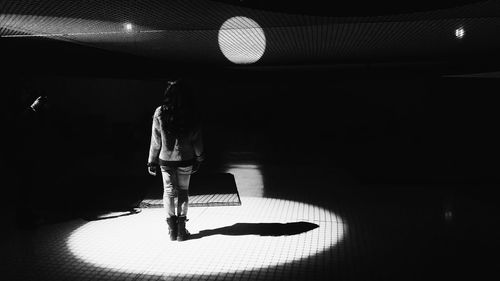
[2,142,499,280]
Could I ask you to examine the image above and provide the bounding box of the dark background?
[1,2,499,280]
[2,70,499,211]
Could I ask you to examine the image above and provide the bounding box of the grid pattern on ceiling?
[1,0,500,64]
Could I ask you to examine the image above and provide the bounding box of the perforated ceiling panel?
[1,0,500,66]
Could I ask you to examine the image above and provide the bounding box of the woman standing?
[148,80,204,241]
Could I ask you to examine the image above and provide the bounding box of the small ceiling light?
[455,27,465,39]
[124,22,133,32]
[445,210,453,221]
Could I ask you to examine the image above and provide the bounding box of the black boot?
[177,216,190,241]
[166,216,178,241]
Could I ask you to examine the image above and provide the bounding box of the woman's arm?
[148,115,162,165]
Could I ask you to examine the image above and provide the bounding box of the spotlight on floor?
[67,197,345,276]
[225,164,264,197]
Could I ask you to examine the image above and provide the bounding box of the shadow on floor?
[80,207,142,221]
[190,173,239,196]
[141,172,241,207]
[189,221,319,240]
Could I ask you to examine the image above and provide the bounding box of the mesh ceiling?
[1,0,500,65]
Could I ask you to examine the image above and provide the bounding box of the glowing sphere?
[68,197,344,275]
[218,16,266,64]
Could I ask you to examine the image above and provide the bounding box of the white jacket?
[148,106,203,165]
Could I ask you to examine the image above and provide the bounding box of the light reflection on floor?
[67,197,345,276]
[225,164,265,197]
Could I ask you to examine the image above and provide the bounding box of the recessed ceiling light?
[124,22,133,32]
[455,27,465,39]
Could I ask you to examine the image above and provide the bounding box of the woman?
[148,80,204,241]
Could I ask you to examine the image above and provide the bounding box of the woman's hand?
[192,161,200,174]
[192,154,205,174]
[148,164,157,176]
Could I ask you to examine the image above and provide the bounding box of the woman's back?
[148,80,203,167]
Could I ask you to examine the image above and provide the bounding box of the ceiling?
[1,0,500,78]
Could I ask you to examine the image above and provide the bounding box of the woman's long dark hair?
[160,80,198,150]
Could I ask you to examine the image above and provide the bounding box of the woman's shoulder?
[153,106,163,117]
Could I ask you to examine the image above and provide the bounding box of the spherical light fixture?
[218,16,266,64]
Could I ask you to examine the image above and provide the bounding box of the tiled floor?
[140,193,241,208]
[2,161,499,281]
[3,196,344,281]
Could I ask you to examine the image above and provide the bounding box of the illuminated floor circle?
[218,16,266,64]
[68,197,344,275]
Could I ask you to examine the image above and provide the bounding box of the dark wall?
[2,73,499,209]
[193,75,500,184]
